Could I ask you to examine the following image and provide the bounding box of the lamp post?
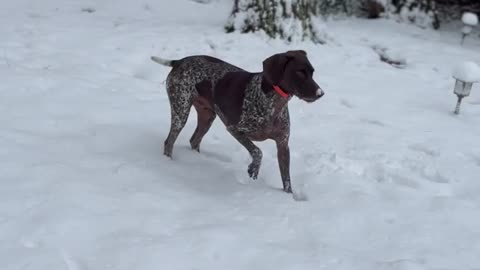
[461,12,478,45]
[453,79,473,114]
[452,61,480,115]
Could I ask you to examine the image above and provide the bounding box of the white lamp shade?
[454,80,473,96]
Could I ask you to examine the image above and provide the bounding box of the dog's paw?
[163,150,173,159]
[248,163,259,180]
[283,182,292,193]
[190,140,201,152]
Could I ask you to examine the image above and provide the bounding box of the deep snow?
[1,1,480,270]
[453,61,480,82]
[462,12,479,26]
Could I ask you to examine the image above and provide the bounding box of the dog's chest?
[232,89,289,140]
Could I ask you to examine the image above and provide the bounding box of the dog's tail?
[150,56,177,67]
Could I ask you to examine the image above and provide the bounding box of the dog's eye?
[296,70,307,78]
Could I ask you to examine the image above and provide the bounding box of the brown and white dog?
[151,50,324,193]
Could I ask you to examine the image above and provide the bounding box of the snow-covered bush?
[364,0,440,29]
[350,0,439,29]
[225,0,327,44]
[398,0,439,29]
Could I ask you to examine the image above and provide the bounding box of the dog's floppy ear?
[262,52,290,85]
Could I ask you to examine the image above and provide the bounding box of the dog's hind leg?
[189,79,216,152]
[190,99,216,152]
[164,88,193,158]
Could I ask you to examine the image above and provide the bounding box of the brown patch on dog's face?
[263,50,324,102]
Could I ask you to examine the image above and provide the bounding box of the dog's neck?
[259,73,290,114]
[261,74,290,99]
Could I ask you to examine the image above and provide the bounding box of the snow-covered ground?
[2,1,480,269]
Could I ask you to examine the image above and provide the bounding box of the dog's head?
[263,50,324,102]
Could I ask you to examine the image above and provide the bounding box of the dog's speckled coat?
[151,51,323,193]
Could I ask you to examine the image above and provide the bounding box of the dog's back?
[152,55,243,79]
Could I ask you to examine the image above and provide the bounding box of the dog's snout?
[316,88,325,98]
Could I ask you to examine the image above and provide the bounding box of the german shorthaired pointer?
[151,50,324,193]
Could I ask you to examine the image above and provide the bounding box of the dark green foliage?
[225,0,325,44]
[224,0,480,43]
[436,0,480,21]
[314,0,351,16]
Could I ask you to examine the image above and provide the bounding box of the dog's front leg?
[228,130,262,180]
[275,139,292,193]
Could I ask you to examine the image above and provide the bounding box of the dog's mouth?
[301,94,323,103]
[298,88,324,103]
[303,98,317,103]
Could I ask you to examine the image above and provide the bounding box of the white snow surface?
[2,1,480,270]
[453,61,480,82]
[462,12,479,26]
